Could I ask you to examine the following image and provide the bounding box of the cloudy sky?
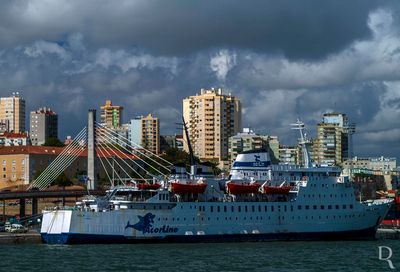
[0,0,399,159]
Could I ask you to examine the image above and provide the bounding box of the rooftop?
[0,146,139,159]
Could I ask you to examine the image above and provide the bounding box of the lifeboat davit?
[138,183,161,190]
[263,185,291,195]
[171,182,207,194]
[227,182,261,194]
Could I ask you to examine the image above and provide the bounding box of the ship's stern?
[40,210,72,244]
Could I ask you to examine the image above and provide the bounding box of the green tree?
[43,137,64,147]
[53,172,73,186]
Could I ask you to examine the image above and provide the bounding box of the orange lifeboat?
[263,185,291,195]
[138,183,161,190]
[227,182,261,194]
[171,182,207,194]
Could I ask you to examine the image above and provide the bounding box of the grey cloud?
[0,2,399,161]
[0,0,384,60]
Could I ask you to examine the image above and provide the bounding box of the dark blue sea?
[1,240,399,271]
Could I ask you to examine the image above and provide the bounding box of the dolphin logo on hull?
[125,213,155,234]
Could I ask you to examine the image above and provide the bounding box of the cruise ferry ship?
[40,122,392,244]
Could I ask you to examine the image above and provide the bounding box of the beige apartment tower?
[100,100,123,128]
[313,113,350,166]
[183,88,241,163]
[141,114,160,155]
[0,92,26,133]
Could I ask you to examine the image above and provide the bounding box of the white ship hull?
[41,198,390,244]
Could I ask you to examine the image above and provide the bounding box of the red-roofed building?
[0,132,30,146]
[0,146,142,189]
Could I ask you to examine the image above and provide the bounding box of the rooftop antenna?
[291,119,312,168]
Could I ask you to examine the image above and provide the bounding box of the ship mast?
[291,119,312,168]
[182,116,197,178]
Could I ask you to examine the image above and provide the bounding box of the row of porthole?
[156,213,363,222]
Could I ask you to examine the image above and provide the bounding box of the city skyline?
[0,1,399,161]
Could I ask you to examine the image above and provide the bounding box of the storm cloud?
[0,0,399,160]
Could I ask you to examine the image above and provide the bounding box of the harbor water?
[1,240,400,271]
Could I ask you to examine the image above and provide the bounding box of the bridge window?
[224,206,227,212]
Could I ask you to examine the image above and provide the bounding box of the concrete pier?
[376,228,400,239]
[0,231,41,244]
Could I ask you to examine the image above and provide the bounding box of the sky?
[0,0,399,159]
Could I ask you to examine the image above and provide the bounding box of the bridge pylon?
[87,109,97,189]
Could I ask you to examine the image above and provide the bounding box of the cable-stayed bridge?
[29,109,172,190]
[0,110,173,218]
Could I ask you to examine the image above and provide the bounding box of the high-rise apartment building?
[100,100,123,128]
[313,113,351,166]
[279,145,298,164]
[228,128,279,164]
[0,92,25,133]
[128,114,160,154]
[30,107,58,146]
[183,88,241,164]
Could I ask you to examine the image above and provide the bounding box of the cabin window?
[271,206,274,212]
[320,205,324,210]
[265,206,268,212]
[231,206,234,212]
[305,205,309,210]
[217,206,220,212]
[258,205,261,212]
[284,206,287,212]
[210,206,213,212]
[335,205,339,209]
[350,204,353,209]
[328,205,332,210]
[290,206,293,212]
[245,206,248,212]
[343,205,347,209]
[252,206,255,212]
[297,205,302,210]
[313,205,317,210]
[238,206,241,212]
[224,206,227,212]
